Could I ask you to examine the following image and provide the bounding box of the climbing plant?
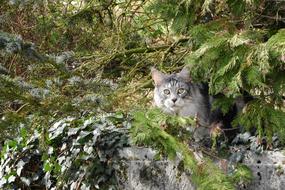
[0,0,284,189]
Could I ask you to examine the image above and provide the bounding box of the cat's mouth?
[167,104,180,110]
[164,100,183,111]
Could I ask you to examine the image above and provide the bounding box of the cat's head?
[151,67,192,114]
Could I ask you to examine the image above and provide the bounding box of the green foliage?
[1,0,285,189]
[0,69,113,139]
[131,108,251,190]
[229,164,253,186]
[0,113,129,189]
[184,22,285,141]
[131,108,194,148]
[233,100,285,143]
[146,0,203,33]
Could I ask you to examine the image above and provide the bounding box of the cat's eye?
[177,88,185,94]
[163,89,170,95]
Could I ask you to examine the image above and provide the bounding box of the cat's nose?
[172,98,177,103]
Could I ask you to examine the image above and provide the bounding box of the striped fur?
[151,68,214,142]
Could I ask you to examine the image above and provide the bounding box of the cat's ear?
[177,67,191,82]
[151,67,166,86]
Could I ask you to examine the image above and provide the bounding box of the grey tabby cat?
[151,67,217,142]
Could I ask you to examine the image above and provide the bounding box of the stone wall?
[242,151,285,190]
[117,147,285,190]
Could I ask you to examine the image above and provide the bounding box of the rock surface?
[242,151,285,190]
[117,147,285,190]
[117,147,195,190]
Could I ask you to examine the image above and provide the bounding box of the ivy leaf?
[57,156,66,165]
[16,160,26,176]
[20,125,27,140]
[44,172,52,188]
[68,127,80,136]
[77,131,92,144]
[49,123,67,140]
[32,172,40,181]
[81,183,91,190]
[7,140,17,149]
[49,120,64,132]
[43,161,52,172]
[83,145,93,155]
[8,175,16,183]
[0,178,6,187]
[48,147,53,155]
[20,177,31,186]
[82,117,95,129]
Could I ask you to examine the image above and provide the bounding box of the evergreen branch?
[111,45,169,59]
[80,38,190,62]
[162,37,190,62]
[77,45,169,62]
[131,109,236,190]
